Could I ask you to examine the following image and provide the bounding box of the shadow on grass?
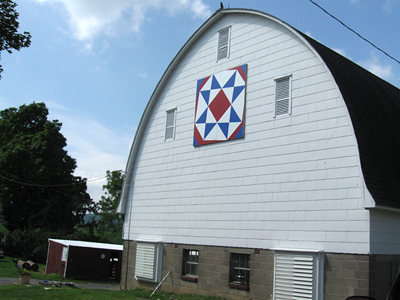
[0,285,226,300]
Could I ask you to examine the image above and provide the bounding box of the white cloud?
[359,52,393,81]
[35,0,211,41]
[47,102,133,201]
[137,73,148,78]
[350,0,398,12]
[99,41,110,55]
[383,0,398,13]
[332,48,347,57]
[304,31,313,38]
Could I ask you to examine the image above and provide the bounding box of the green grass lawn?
[0,285,219,300]
[0,285,131,300]
[0,284,225,300]
[0,255,86,281]
[0,254,224,300]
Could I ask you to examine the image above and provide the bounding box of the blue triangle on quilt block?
[197,77,207,94]
[232,86,245,102]
[201,90,210,104]
[211,75,221,90]
[204,123,216,138]
[223,72,236,88]
[218,123,229,138]
[240,64,247,75]
[230,108,241,122]
[196,109,207,124]
[234,125,244,139]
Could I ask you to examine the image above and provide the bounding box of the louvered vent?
[218,27,230,60]
[275,77,291,116]
[274,253,314,300]
[135,243,156,280]
[165,109,176,140]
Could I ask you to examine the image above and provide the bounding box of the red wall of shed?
[45,241,67,276]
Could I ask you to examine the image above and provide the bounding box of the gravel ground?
[0,277,120,291]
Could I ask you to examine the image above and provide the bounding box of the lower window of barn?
[181,249,199,282]
[229,253,250,290]
[273,250,324,300]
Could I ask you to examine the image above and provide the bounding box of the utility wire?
[0,171,125,204]
[0,171,124,188]
[0,174,87,187]
[309,0,400,65]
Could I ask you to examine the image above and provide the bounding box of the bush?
[31,243,48,264]
[2,230,20,255]
[0,224,6,239]
[1,228,57,263]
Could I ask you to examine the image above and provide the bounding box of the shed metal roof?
[49,239,123,251]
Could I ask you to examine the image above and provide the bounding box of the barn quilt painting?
[193,64,247,146]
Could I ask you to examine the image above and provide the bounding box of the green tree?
[0,0,31,79]
[96,170,124,244]
[0,102,93,232]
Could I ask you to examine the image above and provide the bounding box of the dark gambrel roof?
[301,33,400,209]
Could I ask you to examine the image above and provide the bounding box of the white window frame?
[274,75,292,117]
[217,26,231,61]
[135,242,164,283]
[273,250,324,300]
[165,108,176,140]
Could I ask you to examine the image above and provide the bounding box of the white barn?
[117,8,400,300]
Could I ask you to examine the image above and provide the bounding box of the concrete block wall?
[161,244,275,300]
[324,253,400,300]
[324,253,369,300]
[120,242,400,300]
[369,255,400,300]
[120,240,136,290]
[121,242,275,299]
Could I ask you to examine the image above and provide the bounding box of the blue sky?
[1,0,399,201]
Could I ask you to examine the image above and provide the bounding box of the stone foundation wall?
[120,241,400,300]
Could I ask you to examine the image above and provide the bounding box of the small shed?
[46,239,123,281]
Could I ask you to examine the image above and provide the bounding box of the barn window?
[135,242,163,283]
[273,251,324,300]
[217,26,231,61]
[181,249,199,282]
[165,108,176,140]
[274,75,292,117]
[229,253,250,290]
